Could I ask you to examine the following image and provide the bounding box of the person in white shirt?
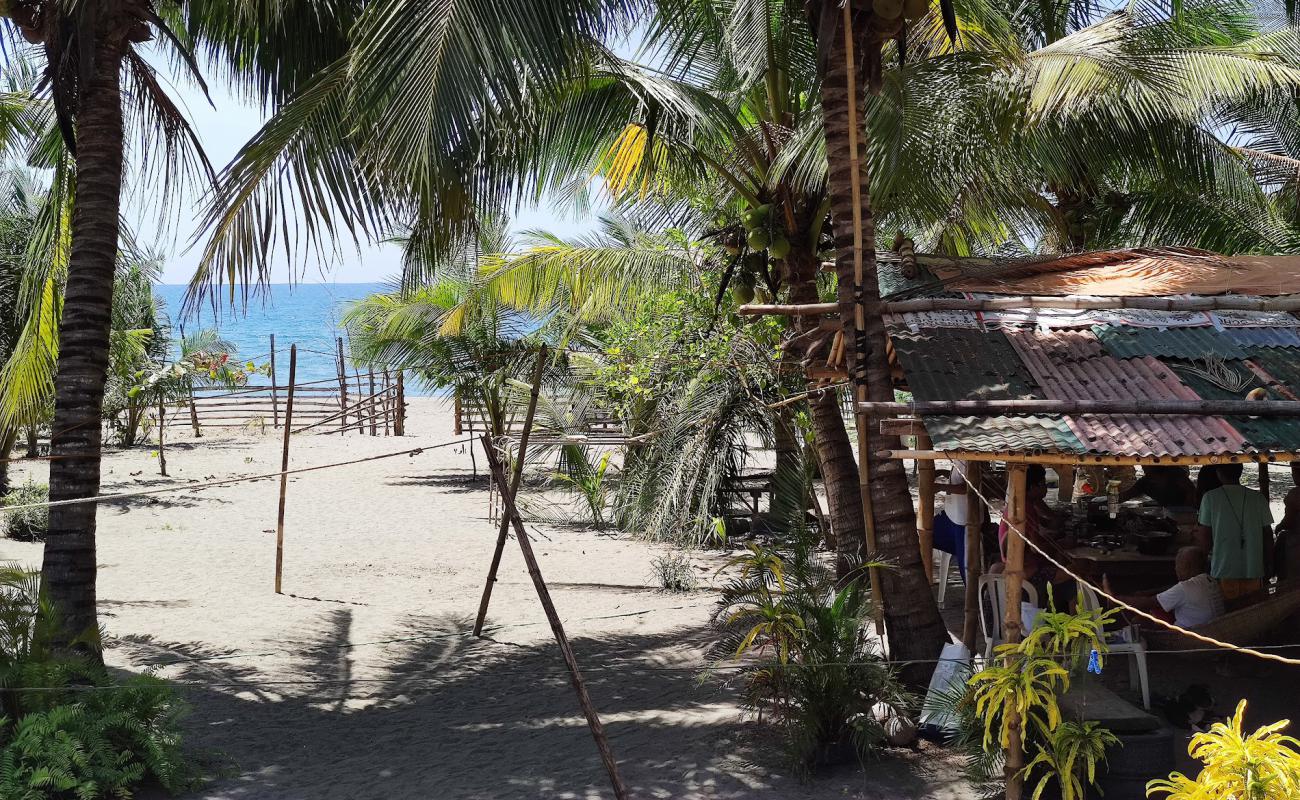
[1105,546,1225,629]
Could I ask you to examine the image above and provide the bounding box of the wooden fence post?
[270,334,280,430]
[275,345,298,594]
[474,347,548,636]
[480,429,630,800]
[917,433,936,584]
[382,369,392,436]
[157,398,168,477]
[188,386,202,438]
[368,369,378,436]
[395,370,406,436]
[336,337,348,436]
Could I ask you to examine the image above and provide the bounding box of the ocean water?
[153,283,410,390]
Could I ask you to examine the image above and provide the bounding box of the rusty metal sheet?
[1006,329,1250,456]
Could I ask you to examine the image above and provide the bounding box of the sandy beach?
[2,398,977,800]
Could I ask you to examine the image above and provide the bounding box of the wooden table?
[1069,545,1177,592]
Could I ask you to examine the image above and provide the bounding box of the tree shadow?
[121,617,975,799]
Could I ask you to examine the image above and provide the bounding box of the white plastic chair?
[978,574,1039,661]
[1079,583,1151,710]
[935,551,958,607]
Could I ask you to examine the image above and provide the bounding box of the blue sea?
[153,283,421,391]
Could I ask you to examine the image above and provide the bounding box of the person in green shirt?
[1195,463,1273,603]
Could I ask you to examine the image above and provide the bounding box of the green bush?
[710,533,909,771]
[0,565,198,798]
[1,483,48,543]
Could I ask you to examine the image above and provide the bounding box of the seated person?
[1121,465,1197,510]
[1104,546,1225,629]
[1272,462,1300,581]
[996,465,1076,605]
[1196,463,1273,603]
[932,461,975,580]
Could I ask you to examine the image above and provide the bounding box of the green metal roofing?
[890,327,1041,402]
[925,415,1085,453]
[1247,348,1300,394]
[1093,325,1248,361]
[1166,358,1300,451]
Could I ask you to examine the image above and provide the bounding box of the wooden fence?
[164,337,406,437]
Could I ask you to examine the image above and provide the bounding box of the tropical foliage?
[709,532,907,770]
[0,482,47,543]
[1147,700,1300,800]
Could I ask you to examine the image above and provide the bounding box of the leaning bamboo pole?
[275,345,298,594]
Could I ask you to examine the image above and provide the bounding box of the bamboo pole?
[885,294,1300,314]
[880,449,1300,466]
[738,301,839,316]
[1261,462,1271,502]
[188,386,202,438]
[840,0,886,634]
[1057,466,1075,502]
[270,334,280,430]
[474,347,549,637]
[275,345,298,594]
[336,337,348,436]
[1003,463,1028,800]
[382,369,392,436]
[960,462,983,654]
[479,433,629,800]
[156,398,168,477]
[917,433,936,584]
[861,399,1300,417]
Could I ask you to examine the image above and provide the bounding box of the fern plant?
[1147,700,1300,800]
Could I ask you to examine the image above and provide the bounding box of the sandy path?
[3,399,975,800]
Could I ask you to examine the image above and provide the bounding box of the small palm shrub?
[553,446,614,529]
[0,565,197,798]
[1,483,47,542]
[709,533,908,771]
[650,551,698,592]
[1147,699,1300,799]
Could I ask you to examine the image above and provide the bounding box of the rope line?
[0,438,479,515]
[963,470,1300,667]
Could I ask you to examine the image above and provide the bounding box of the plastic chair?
[935,551,958,607]
[978,574,1039,661]
[1079,583,1151,710]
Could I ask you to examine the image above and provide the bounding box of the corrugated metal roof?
[1169,359,1300,451]
[1225,328,1300,348]
[925,415,1085,453]
[890,327,1041,402]
[1006,329,1249,456]
[1247,348,1300,395]
[1093,325,1248,360]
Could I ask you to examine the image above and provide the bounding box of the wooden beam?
[917,433,936,585]
[879,449,1300,466]
[738,302,839,316]
[274,345,297,594]
[885,294,1300,314]
[805,365,848,380]
[859,399,1300,417]
[1057,465,1075,503]
[880,418,926,437]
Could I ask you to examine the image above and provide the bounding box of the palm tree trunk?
[770,406,803,528]
[785,252,864,575]
[0,427,16,496]
[41,33,128,652]
[817,3,946,681]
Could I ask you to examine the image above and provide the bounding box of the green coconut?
[768,235,791,259]
[732,284,756,305]
[747,230,770,250]
[873,0,904,18]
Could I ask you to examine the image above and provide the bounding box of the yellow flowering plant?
[1147,700,1300,799]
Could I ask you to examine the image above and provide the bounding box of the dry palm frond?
[1177,355,1256,394]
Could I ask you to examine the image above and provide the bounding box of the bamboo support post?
[1261,462,1271,502]
[1003,463,1028,800]
[473,347,548,637]
[917,433,936,584]
[368,369,378,436]
[396,371,406,436]
[960,462,983,654]
[336,338,348,436]
[454,395,463,436]
[270,334,280,429]
[738,301,839,316]
[885,293,1300,314]
[839,1,885,635]
[861,399,1300,416]
[480,432,629,800]
[382,370,392,436]
[275,345,298,594]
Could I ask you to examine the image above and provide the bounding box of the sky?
[133,68,596,287]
